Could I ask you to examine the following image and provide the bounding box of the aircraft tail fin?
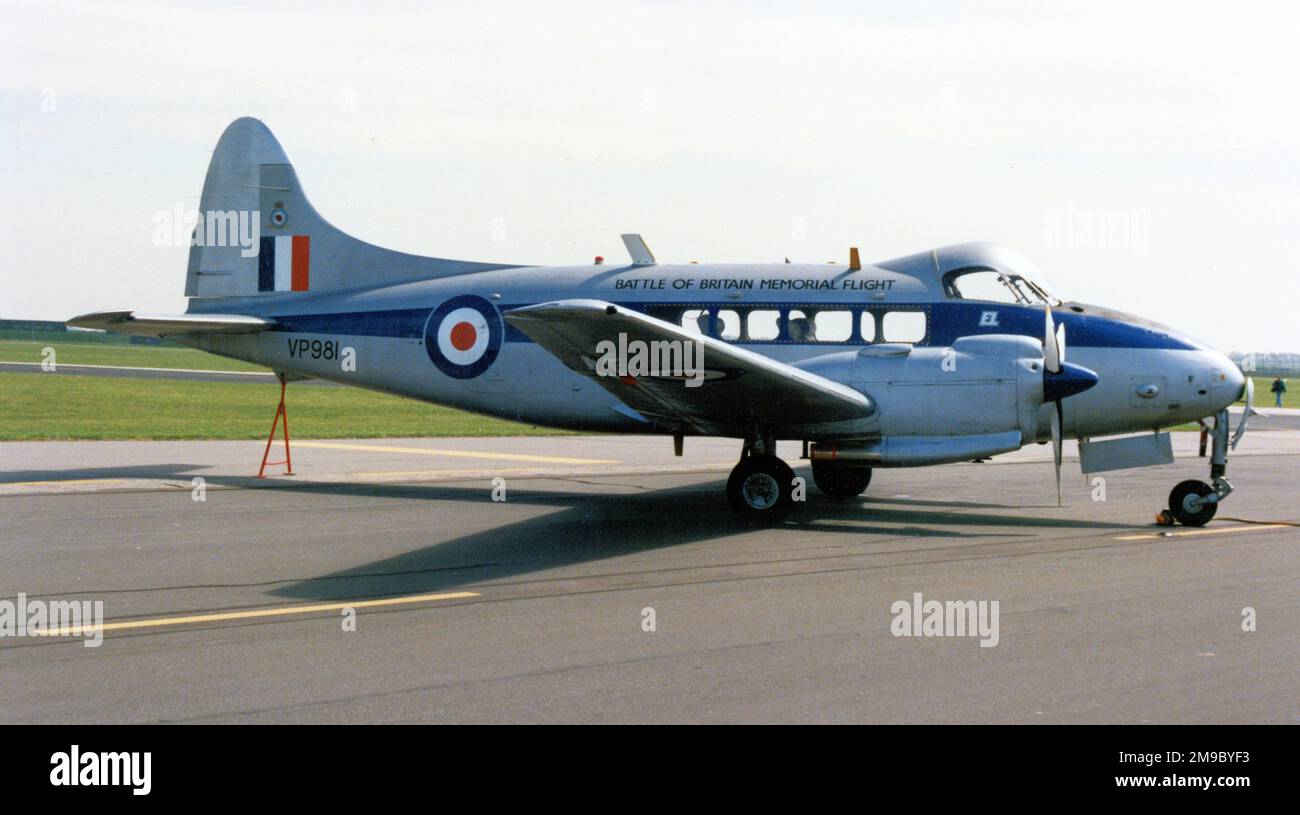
[185,118,516,304]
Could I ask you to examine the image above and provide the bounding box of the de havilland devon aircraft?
[70,118,1255,524]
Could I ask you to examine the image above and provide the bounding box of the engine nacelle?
[809,430,1023,467]
[793,335,1045,441]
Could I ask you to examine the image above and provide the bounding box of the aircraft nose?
[1207,352,1245,412]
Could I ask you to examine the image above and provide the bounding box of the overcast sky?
[2,0,1297,351]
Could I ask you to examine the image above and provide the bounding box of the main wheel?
[812,464,872,499]
[1168,479,1217,527]
[727,454,796,522]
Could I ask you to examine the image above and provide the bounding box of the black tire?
[812,464,872,499]
[727,454,796,522]
[1168,479,1217,527]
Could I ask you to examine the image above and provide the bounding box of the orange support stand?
[258,373,294,478]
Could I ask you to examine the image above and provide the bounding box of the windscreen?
[944,267,1062,306]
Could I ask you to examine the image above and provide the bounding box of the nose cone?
[1209,354,1246,412]
[1044,361,1100,403]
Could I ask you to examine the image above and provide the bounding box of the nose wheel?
[1160,407,1237,527]
[727,453,796,522]
[1165,479,1218,527]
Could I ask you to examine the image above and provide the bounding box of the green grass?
[0,373,569,441]
[1250,375,1296,409]
[0,339,265,372]
[0,328,166,344]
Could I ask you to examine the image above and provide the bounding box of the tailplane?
[66,310,273,337]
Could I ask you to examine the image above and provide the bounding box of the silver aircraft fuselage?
[186,249,1243,442]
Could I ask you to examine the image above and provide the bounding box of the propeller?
[1041,305,1099,506]
[1050,402,1063,505]
[1044,306,1063,374]
[1231,376,1256,449]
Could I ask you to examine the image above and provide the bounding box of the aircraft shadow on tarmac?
[2,462,1137,602]
[250,476,1135,602]
[1,463,210,483]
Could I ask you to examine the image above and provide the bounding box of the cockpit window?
[943,267,1061,306]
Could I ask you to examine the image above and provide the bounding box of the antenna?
[621,234,656,266]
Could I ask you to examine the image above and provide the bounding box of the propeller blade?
[1051,402,1063,507]
[1044,305,1062,373]
[1231,376,1255,449]
[1039,308,1088,507]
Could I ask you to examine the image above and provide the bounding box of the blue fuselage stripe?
[266,301,1199,351]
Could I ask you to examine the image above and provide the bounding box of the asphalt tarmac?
[1,433,1296,723]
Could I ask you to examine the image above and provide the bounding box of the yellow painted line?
[0,478,124,488]
[296,441,614,466]
[1116,524,1291,541]
[38,591,480,637]
[352,467,546,479]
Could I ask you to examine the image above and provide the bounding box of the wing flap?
[504,300,874,435]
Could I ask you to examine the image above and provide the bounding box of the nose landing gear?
[1162,408,1235,527]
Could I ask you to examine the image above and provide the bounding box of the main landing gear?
[1158,407,1235,527]
[727,438,796,522]
[728,454,795,522]
[811,462,873,499]
[725,438,876,522]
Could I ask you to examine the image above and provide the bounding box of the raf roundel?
[423,295,503,378]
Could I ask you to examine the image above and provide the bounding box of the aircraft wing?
[66,310,274,337]
[504,299,874,435]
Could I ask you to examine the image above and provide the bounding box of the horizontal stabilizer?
[66,310,274,337]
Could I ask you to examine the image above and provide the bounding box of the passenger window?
[860,311,877,343]
[747,309,780,340]
[882,311,926,343]
[681,309,708,336]
[813,310,852,342]
[786,309,814,342]
[717,309,741,341]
